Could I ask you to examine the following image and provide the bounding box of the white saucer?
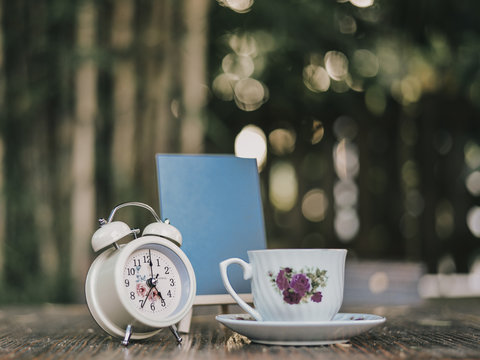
[215,313,386,346]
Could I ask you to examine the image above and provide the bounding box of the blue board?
[156,154,267,296]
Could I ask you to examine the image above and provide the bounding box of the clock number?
[130,292,135,300]
[143,255,150,264]
[161,299,166,307]
[156,259,161,267]
[170,279,175,286]
[164,266,170,275]
[150,302,155,311]
[127,268,135,276]
[167,290,172,298]
[125,279,130,287]
[133,259,140,266]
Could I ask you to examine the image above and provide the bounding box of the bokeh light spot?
[437,254,456,274]
[269,128,296,155]
[369,272,389,294]
[338,14,357,34]
[400,76,422,103]
[229,33,257,56]
[312,119,325,144]
[334,208,360,241]
[350,0,374,8]
[333,139,360,179]
[234,124,267,170]
[334,179,358,208]
[212,73,239,101]
[222,53,254,79]
[466,171,480,196]
[303,64,330,92]
[324,51,349,81]
[377,44,400,76]
[353,49,379,78]
[170,99,180,118]
[233,78,268,111]
[391,75,422,105]
[346,74,364,92]
[218,0,254,13]
[302,188,329,222]
[466,206,480,238]
[464,141,480,170]
[269,161,298,212]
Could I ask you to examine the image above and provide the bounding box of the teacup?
[219,249,347,322]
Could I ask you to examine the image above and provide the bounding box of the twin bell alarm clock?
[85,202,196,345]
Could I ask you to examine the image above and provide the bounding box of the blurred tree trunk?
[0,0,5,282]
[111,0,136,202]
[111,0,210,206]
[71,0,97,299]
[2,0,42,300]
[180,0,209,154]
[1,0,78,302]
[135,0,180,205]
[0,0,209,302]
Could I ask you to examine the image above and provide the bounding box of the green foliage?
[207,0,480,272]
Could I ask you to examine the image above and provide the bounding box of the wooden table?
[1,298,479,359]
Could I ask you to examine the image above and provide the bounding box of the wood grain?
[0,299,479,359]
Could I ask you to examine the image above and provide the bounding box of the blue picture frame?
[156,154,267,297]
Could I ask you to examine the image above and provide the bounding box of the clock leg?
[121,324,133,346]
[169,325,182,344]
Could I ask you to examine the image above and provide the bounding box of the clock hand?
[154,286,165,301]
[141,287,153,308]
[144,274,160,305]
[146,274,159,288]
[148,249,154,278]
[144,250,158,306]
[146,268,165,301]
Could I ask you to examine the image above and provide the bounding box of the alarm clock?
[85,202,196,346]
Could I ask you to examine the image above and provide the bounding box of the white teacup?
[220,249,347,322]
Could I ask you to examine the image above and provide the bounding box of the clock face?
[123,247,182,319]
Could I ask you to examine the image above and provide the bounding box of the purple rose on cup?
[311,291,323,303]
[269,266,328,305]
[290,273,311,297]
[276,269,290,291]
[282,289,302,305]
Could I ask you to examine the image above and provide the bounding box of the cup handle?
[219,258,263,321]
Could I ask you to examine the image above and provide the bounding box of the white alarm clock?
[85,202,196,346]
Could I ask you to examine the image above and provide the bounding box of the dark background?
[1,0,480,303]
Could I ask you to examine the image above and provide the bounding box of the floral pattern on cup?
[268,267,328,305]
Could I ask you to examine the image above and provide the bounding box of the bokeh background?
[1,0,480,303]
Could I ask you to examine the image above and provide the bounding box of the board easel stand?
[177,294,253,333]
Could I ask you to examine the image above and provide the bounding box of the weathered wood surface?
[0,299,479,359]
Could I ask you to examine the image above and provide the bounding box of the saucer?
[215,313,386,346]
